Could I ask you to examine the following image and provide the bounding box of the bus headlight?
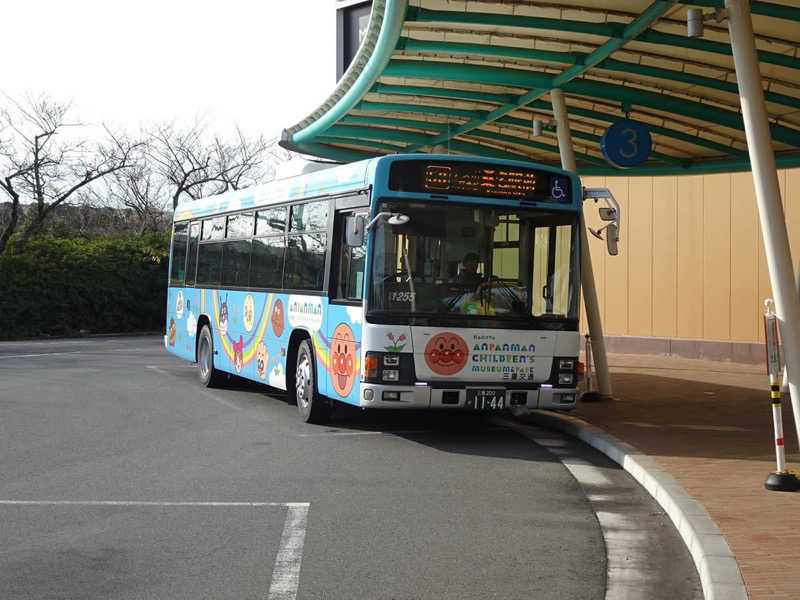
[364,351,415,384]
[558,373,574,385]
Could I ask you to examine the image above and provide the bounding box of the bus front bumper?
[358,383,577,411]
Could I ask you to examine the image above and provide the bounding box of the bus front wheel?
[295,340,331,424]
[198,325,226,388]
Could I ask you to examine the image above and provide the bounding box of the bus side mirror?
[345,215,365,247]
[598,207,616,221]
[605,223,619,256]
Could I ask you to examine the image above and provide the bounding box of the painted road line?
[268,503,310,600]
[0,500,309,507]
[496,418,678,600]
[146,365,242,411]
[621,422,750,432]
[294,426,506,438]
[0,351,84,359]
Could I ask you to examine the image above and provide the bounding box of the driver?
[457,252,483,287]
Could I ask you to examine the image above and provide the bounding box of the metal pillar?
[551,88,613,398]
[781,263,800,394]
[727,0,800,448]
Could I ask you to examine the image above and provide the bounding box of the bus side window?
[169,222,189,285]
[185,222,200,286]
[334,212,365,301]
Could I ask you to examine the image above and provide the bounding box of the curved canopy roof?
[281,0,800,176]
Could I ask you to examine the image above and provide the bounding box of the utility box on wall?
[336,1,372,81]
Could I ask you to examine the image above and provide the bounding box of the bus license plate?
[466,389,506,410]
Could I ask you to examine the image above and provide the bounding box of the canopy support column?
[727,0,800,448]
[551,88,612,398]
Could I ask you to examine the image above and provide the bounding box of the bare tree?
[0,95,140,253]
[147,121,269,209]
[100,149,170,234]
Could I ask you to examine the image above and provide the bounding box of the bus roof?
[172,157,375,222]
[172,153,578,222]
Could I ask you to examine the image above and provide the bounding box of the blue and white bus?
[165,154,585,423]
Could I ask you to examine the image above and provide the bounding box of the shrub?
[0,234,169,339]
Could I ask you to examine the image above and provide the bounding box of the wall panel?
[730,172,760,342]
[676,176,705,338]
[702,173,731,340]
[651,176,677,337]
[602,178,630,335]
[627,177,654,335]
[574,167,799,345]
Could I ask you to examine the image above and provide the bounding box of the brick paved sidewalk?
[574,354,800,600]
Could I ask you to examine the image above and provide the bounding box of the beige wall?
[579,168,800,343]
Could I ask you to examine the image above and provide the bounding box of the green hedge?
[0,235,169,340]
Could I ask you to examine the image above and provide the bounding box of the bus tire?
[197,325,226,388]
[295,339,330,424]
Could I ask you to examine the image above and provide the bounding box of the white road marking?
[0,351,83,359]
[621,421,749,432]
[0,500,308,507]
[294,426,504,438]
[0,348,136,360]
[268,503,310,600]
[495,417,679,600]
[0,499,312,598]
[146,365,241,411]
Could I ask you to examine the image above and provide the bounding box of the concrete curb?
[526,409,748,600]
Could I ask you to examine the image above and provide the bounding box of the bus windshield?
[368,200,579,329]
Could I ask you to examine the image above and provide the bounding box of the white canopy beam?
[551,88,613,399]
[727,0,800,448]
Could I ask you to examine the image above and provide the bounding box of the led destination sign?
[388,160,571,202]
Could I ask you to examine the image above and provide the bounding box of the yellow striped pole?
[764,299,800,491]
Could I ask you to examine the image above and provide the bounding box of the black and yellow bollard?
[763,299,800,492]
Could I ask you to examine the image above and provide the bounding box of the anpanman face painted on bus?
[271,299,285,337]
[331,322,356,397]
[424,332,468,375]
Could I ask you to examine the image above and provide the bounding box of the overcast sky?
[2,1,336,140]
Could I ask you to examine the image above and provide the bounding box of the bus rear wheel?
[295,340,331,424]
[198,325,226,388]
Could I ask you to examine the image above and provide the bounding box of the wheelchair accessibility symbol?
[550,177,567,201]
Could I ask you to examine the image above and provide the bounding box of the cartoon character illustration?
[424,332,468,375]
[256,342,268,379]
[168,318,176,346]
[176,290,184,319]
[242,294,255,332]
[186,298,197,337]
[218,294,229,335]
[233,335,243,373]
[271,299,285,337]
[331,322,356,397]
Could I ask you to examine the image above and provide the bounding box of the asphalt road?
[0,336,701,600]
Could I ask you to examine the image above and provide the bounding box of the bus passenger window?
[256,206,287,235]
[285,233,326,290]
[290,201,328,231]
[226,213,254,239]
[202,217,225,241]
[221,239,252,287]
[169,222,188,285]
[185,222,200,286]
[250,236,285,289]
[196,242,223,287]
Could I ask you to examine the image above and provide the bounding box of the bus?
[165,154,594,423]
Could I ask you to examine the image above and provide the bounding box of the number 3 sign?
[601,119,652,169]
